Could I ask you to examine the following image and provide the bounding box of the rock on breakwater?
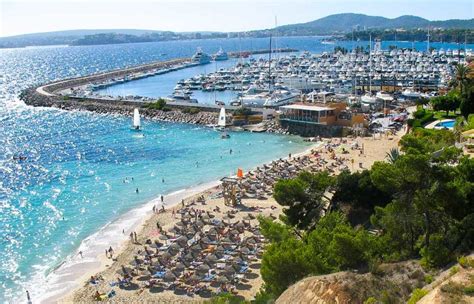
[20,87,220,126]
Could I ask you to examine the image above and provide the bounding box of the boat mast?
[274,16,278,62]
[268,34,272,93]
[427,27,430,54]
[369,33,372,93]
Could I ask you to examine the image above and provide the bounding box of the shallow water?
[0,37,471,302]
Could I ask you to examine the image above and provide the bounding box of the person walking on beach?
[129,232,134,243]
[78,251,83,258]
[105,249,109,258]
[152,205,156,214]
[160,195,164,203]
[26,290,32,304]
[108,246,114,259]
[133,231,138,243]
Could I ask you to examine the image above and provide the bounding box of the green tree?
[273,171,334,230]
[332,170,392,226]
[430,93,460,116]
[460,85,474,119]
[454,64,470,94]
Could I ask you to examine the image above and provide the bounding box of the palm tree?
[386,148,400,164]
[454,64,471,94]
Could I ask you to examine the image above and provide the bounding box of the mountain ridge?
[1,13,472,48]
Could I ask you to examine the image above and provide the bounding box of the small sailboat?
[218,107,226,129]
[132,108,141,131]
[216,107,230,138]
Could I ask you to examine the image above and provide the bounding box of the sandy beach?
[53,132,401,304]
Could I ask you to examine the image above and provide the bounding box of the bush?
[145,98,168,110]
[409,109,435,128]
[363,297,377,304]
[407,288,428,304]
[449,266,459,276]
[424,274,434,284]
[458,256,474,268]
[204,293,247,304]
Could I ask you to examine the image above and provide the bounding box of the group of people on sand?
[76,136,379,303]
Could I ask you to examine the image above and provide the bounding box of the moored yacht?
[213,47,228,61]
[192,48,211,65]
[375,91,394,102]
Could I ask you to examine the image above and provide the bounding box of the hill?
[272,13,473,36]
[1,13,472,48]
[0,29,163,48]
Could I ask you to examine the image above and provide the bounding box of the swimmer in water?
[136,188,139,193]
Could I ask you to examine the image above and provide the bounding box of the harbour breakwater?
[20,48,296,131]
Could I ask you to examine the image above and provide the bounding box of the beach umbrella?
[215,245,225,253]
[189,274,201,282]
[245,237,256,245]
[200,236,211,244]
[184,253,194,262]
[160,252,172,261]
[196,264,210,273]
[176,236,188,246]
[217,276,229,284]
[223,265,235,274]
[163,271,176,282]
[239,247,250,255]
[169,243,180,251]
[221,237,232,244]
[174,262,185,271]
[205,254,218,263]
[232,257,244,265]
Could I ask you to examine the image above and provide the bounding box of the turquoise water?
[0,37,471,302]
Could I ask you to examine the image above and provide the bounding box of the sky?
[0,0,473,37]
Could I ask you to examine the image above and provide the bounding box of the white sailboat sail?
[133,108,141,129]
[218,107,226,127]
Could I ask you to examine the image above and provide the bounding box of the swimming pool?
[434,119,456,129]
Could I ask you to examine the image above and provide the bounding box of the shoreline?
[37,142,315,304]
[58,132,401,303]
[38,179,222,304]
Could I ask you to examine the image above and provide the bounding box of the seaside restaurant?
[279,104,337,125]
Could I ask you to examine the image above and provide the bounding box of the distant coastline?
[1,13,472,49]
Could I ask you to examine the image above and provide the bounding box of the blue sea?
[0,36,471,303]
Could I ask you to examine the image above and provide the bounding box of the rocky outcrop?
[276,261,429,304]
